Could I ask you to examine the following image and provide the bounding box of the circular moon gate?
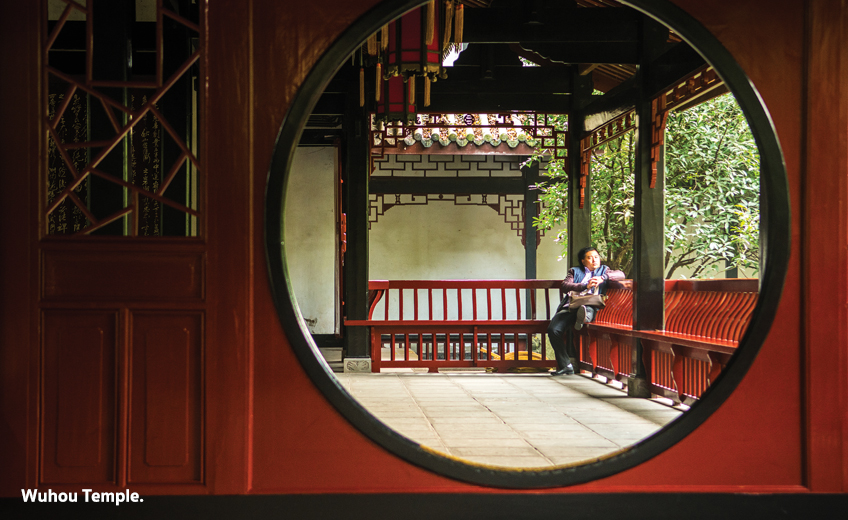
[265,0,789,488]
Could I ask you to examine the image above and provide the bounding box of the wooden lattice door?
[39,0,207,491]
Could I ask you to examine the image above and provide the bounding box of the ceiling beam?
[647,42,707,97]
[435,66,572,94]
[581,42,707,132]
[462,7,640,44]
[516,41,639,65]
[582,76,637,132]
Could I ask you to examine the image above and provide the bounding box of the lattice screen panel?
[44,0,202,236]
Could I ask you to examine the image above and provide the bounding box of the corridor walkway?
[336,371,684,468]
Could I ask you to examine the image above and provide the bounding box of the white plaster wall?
[284,147,338,334]
[370,203,523,280]
[369,202,567,319]
[536,225,569,280]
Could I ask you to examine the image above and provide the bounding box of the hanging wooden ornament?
[359,67,365,107]
[366,32,378,56]
[454,3,464,45]
[376,62,382,102]
[425,0,436,46]
[443,1,454,50]
[381,24,389,51]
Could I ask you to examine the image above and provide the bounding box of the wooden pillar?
[630,17,668,397]
[522,159,538,319]
[342,87,371,365]
[567,67,592,266]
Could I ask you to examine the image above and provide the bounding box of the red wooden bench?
[580,279,759,404]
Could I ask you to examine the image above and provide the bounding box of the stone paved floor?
[336,371,684,468]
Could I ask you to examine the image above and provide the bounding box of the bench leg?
[370,329,380,373]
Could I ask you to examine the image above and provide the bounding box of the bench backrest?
[593,288,634,328]
[664,290,758,343]
[591,279,758,343]
[367,280,562,322]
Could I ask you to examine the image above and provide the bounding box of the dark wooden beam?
[567,68,591,267]
[523,160,539,318]
[517,42,639,65]
[452,43,524,68]
[582,76,637,133]
[311,92,345,115]
[581,42,705,133]
[369,176,526,195]
[462,7,639,44]
[647,42,708,98]
[435,66,572,94]
[342,88,371,360]
[630,17,668,398]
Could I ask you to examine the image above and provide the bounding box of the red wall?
[1,0,846,498]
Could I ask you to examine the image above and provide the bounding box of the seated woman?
[547,246,625,376]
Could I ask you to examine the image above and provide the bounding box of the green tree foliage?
[530,93,760,278]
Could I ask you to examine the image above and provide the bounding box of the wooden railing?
[580,279,759,404]
[347,280,563,372]
[347,278,759,405]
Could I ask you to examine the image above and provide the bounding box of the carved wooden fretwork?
[369,193,543,247]
[44,0,202,236]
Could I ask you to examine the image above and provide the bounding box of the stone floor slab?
[344,372,681,468]
[440,437,531,448]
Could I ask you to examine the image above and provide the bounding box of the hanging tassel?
[376,62,382,102]
[408,77,416,106]
[381,24,389,51]
[366,32,377,56]
[424,76,431,107]
[454,3,464,45]
[443,1,454,49]
[425,0,436,46]
[359,67,365,107]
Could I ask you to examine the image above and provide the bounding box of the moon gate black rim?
[264,0,790,488]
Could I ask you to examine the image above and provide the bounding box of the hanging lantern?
[377,74,415,124]
[376,0,443,123]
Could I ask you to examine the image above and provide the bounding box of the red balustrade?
[578,279,758,405]
[352,278,759,404]
[350,280,563,372]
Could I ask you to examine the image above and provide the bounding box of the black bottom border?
[2,492,846,519]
